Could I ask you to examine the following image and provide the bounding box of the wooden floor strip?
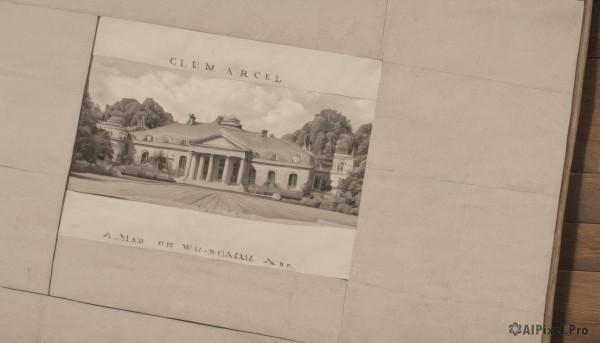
[552,271,600,343]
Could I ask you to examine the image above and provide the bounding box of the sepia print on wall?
[59,17,382,279]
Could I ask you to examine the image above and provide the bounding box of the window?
[267,170,276,183]
[337,161,345,172]
[271,153,278,161]
[248,168,256,184]
[141,151,149,164]
[288,174,298,189]
[216,158,225,181]
[292,154,300,163]
[230,161,239,184]
[179,156,187,170]
[254,152,260,158]
[181,139,188,145]
[201,160,209,180]
[146,135,153,142]
[163,136,172,143]
[109,131,113,137]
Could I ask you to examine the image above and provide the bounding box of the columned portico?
[181,146,248,191]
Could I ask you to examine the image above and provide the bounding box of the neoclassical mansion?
[97,113,355,192]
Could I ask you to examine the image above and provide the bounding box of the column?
[185,152,194,178]
[222,156,231,185]
[206,154,214,182]
[236,158,246,186]
[197,154,206,180]
[186,153,196,179]
[193,155,201,180]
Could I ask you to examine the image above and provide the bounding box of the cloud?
[89,56,375,137]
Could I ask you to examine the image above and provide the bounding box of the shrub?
[247,183,303,200]
[319,198,338,211]
[301,197,322,208]
[336,203,353,214]
[350,207,359,216]
[354,192,362,207]
[70,163,87,173]
[70,160,113,176]
[117,165,174,182]
[73,160,92,168]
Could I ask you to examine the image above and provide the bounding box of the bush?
[301,197,322,208]
[70,160,113,176]
[319,197,338,211]
[70,163,87,173]
[117,165,174,182]
[336,203,353,214]
[73,160,92,168]
[354,192,362,207]
[350,207,359,216]
[247,183,303,200]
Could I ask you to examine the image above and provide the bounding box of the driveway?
[67,173,357,228]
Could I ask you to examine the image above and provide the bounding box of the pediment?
[190,134,247,151]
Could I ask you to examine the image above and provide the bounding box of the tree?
[282,108,357,158]
[337,172,363,196]
[104,98,175,128]
[73,84,113,163]
[143,150,170,171]
[355,123,372,156]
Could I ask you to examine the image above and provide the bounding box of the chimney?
[261,129,268,138]
[188,113,196,125]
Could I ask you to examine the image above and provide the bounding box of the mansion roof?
[129,120,315,166]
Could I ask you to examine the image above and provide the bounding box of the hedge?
[246,183,303,201]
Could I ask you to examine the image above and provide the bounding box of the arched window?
[267,170,276,183]
[140,151,149,164]
[145,135,153,142]
[271,153,278,161]
[337,161,345,172]
[253,152,260,158]
[109,131,113,137]
[288,174,298,189]
[248,168,256,184]
[179,156,187,170]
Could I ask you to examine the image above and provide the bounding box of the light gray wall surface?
[0,0,585,342]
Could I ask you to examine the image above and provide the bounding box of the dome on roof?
[220,114,242,129]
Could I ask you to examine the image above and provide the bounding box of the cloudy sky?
[89,56,376,137]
